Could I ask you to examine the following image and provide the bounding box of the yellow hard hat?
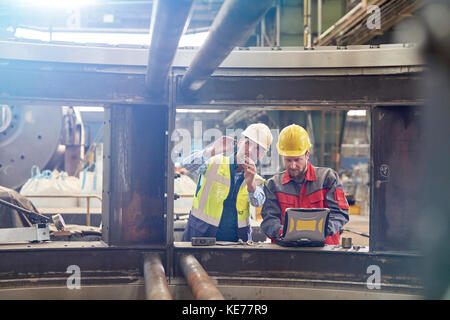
[242,123,273,150]
[277,124,311,156]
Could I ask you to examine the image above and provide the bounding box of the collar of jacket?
[282,161,316,184]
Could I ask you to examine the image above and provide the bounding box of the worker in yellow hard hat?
[181,123,273,242]
[260,124,349,245]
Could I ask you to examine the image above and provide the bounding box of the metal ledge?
[0,41,425,105]
[0,41,424,75]
[173,242,423,293]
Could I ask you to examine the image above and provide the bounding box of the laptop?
[275,208,330,247]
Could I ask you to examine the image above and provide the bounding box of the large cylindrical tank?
[0,104,63,190]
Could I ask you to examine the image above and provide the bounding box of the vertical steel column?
[370,106,422,252]
[145,0,194,99]
[106,105,167,245]
[414,0,450,298]
[180,0,275,93]
[165,73,177,278]
[180,255,224,300]
[143,254,173,300]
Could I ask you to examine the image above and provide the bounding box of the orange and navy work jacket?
[261,161,349,245]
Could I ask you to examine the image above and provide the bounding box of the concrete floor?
[0,281,421,300]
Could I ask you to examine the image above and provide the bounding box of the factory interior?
[0,0,449,302]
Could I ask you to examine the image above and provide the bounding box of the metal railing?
[22,194,102,226]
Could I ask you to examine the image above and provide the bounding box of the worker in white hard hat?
[181,123,273,242]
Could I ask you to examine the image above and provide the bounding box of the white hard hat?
[241,123,273,150]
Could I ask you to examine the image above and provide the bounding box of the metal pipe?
[0,198,51,223]
[276,0,281,47]
[304,0,312,47]
[318,0,322,37]
[303,0,308,46]
[143,254,173,300]
[308,0,312,47]
[180,254,224,300]
[145,0,194,98]
[261,17,266,47]
[180,0,275,93]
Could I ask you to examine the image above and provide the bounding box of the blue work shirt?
[215,161,245,241]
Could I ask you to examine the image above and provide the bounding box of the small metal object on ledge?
[342,237,353,249]
[191,237,216,246]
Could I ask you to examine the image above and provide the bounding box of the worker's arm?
[248,185,266,207]
[324,170,350,237]
[260,180,283,239]
[180,149,209,175]
[181,136,236,175]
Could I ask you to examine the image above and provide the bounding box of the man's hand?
[243,156,257,192]
[204,136,236,158]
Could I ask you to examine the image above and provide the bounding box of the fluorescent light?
[347,110,367,116]
[74,106,104,112]
[52,31,150,45]
[14,27,209,47]
[178,32,209,47]
[15,27,50,42]
[103,14,115,23]
[20,0,93,7]
[177,109,222,113]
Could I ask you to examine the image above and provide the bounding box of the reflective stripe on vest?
[236,180,250,228]
[191,155,251,228]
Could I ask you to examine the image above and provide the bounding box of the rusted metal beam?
[177,74,425,107]
[174,247,423,293]
[180,0,275,93]
[143,254,172,300]
[105,105,167,245]
[179,254,224,300]
[145,0,194,99]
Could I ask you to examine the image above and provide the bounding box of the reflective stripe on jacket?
[261,161,349,245]
[186,155,263,240]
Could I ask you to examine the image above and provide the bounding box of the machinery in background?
[0,104,104,229]
[0,104,86,190]
[0,104,63,190]
[0,185,101,243]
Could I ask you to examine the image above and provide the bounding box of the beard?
[287,167,306,179]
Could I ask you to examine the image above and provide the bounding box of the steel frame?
[0,41,426,295]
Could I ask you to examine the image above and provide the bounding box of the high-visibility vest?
[191,155,262,234]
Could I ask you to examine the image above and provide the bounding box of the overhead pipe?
[318,0,322,37]
[145,0,194,99]
[179,254,224,300]
[143,254,173,300]
[307,0,312,47]
[303,0,312,47]
[180,0,275,93]
[276,0,281,47]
